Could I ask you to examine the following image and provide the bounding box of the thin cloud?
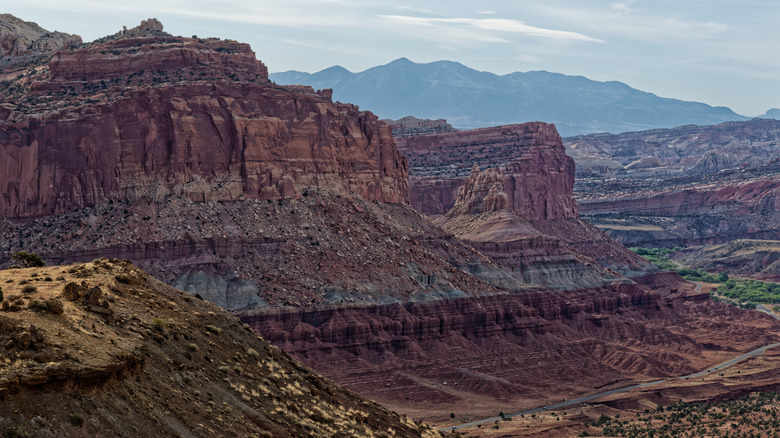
[662,17,727,34]
[477,10,497,15]
[380,15,602,43]
[398,6,434,14]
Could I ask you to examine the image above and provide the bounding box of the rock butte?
[1,16,778,424]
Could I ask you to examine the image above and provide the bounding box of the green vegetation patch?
[631,247,780,306]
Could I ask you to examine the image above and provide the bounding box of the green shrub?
[11,252,44,268]
[27,299,48,312]
[21,285,37,294]
[153,317,169,332]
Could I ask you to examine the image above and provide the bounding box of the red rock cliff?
[0,31,407,219]
[395,122,577,220]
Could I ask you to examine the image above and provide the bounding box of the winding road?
[443,338,780,432]
[442,279,780,432]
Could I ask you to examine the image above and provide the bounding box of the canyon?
[1,15,779,434]
[567,120,780,248]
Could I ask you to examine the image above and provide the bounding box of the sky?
[6,1,779,116]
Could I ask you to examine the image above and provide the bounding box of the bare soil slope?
[0,259,443,438]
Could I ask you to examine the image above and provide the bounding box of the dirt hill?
[0,259,443,437]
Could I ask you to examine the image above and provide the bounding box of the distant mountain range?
[760,108,780,119]
[271,58,756,136]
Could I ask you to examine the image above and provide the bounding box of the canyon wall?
[396,122,576,220]
[396,123,652,277]
[243,279,777,418]
[567,120,780,247]
[1,32,406,219]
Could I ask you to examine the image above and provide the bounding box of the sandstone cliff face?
[396,122,577,220]
[0,32,406,219]
[397,122,650,278]
[579,172,780,247]
[0,22,525,311]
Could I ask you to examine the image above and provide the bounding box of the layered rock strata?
[0,29,406,219]
[382,116,457,137]
[568,120,780,247]
[396,123,652,278]
[243,280,778,420]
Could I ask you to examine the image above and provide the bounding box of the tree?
[11,251,44,268]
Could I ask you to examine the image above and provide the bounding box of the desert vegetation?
[578,392,780,437]
[631,247,780,307]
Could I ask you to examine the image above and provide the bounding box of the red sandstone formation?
[396,122,577,220]
[396,122,650,277]
[381,116,457,137]
[0,28,406,219]
[244,280,779,421]
[577,168,780,247]
[2,17,776,427]
[567,120,780,247]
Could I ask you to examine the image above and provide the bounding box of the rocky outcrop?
[0,259,442,437]
[570,120,780,248]
[0,29,407,219]
[0,14,81,63]
[690,151,737,174]
[396,122,577,220]
[580,177,780,247]
[679,239,780,279]
[565,119,780,177]
[382,116,457,137]
[436,165,650,288]
[397,122,651,277]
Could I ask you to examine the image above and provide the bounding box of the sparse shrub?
[11,252,44,268]
[27,299,48,312]
[218,365,231,373]
[55,276,65,281]
[44,277,52,282]
[21,285,37,294]
[69,414,84,427]
[153,317,169,332]
[0,286,3,302]
[189,343,199,352]
[205,325,222,335]
[246,348,260,360]
[115,274,132,284]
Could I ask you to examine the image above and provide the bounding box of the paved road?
[757,304,780,320]
[442,342,780,432]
